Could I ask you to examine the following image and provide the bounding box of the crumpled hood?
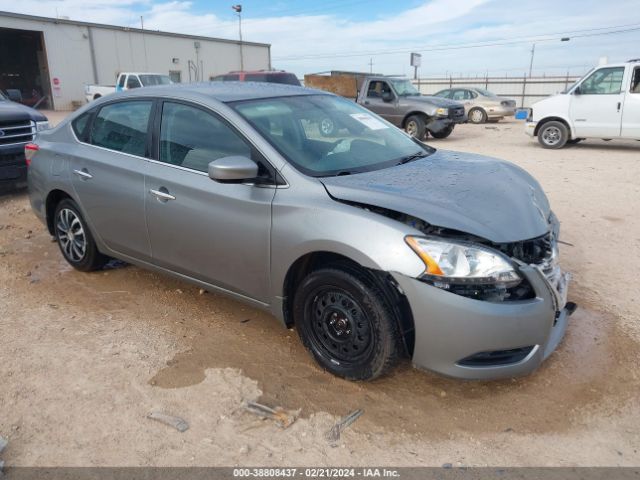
[409,95,462,108]
[321,150,552,243]
[0,100,47,123]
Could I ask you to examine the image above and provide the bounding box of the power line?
[273,23,640,61]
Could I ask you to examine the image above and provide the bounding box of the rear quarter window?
[71,111,92,142]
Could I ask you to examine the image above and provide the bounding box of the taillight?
[25,143,39,167]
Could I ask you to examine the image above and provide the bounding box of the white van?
[526,59,640,148]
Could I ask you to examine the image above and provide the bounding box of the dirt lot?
[1,113,639,467]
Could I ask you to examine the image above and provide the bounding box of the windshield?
[0,90,6,101]
[388,79,421,96]
[231,94,434,177]
[139,75,171,86]
[562,68,595,94]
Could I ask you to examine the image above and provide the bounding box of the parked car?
[433,87,517,124]
[211,70,301,86]
[85,72,171,102]
[27,83,575,381]
[526,59,640,148]
[305,73,466,139]
[0,89,49,189]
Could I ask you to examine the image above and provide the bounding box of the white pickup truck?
[84,72,171,102]
[526,59,640,148]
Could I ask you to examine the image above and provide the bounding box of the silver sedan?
[433,87,517,124]
[26,83,574,381]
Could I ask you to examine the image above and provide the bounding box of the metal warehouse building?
[0,11,271,111]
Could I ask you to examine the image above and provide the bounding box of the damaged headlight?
[406,236,524,300]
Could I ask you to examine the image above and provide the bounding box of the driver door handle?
[149,189,176,201]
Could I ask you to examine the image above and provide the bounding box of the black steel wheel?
[293,266,402,380]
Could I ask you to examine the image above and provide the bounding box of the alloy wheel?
[56,208,87,262]
[405,120,418,137]
[541,126,562,146]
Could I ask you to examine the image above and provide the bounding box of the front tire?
[538,121,569,149]
[293,266,402,380]
[429,125,454,139]
[54,199,108,271]
[404,115,426,139]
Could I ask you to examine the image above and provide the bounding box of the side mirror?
[382,91,394,102]
[574,86,582,95]
[208,156,259,182]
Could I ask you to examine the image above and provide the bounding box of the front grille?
[0,120,36,146]
[450,107,465,119]
[496,232,555,266]
[458,346,535,367]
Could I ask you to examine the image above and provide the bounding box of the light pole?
[529,37,570,77]
[232,4,243,71]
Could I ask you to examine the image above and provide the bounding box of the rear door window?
[90,101,153,157]
[71,111,93,142]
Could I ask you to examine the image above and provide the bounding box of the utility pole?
[232,4,244,71]
[528,43,535,78]
[368,58,373,74]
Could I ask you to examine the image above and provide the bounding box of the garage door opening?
[0,27,52,110]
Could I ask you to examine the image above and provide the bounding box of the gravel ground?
[0,113,638,467]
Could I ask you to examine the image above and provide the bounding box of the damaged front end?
[347,201,577,379]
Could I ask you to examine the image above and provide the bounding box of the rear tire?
[429,125,454,139]
[293,266,402,380]
[468,107,487,124]
[54,199,108,271]
[404,115,426,139]
[537,121,569,149]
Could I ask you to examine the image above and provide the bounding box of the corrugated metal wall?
[413,76,582,108]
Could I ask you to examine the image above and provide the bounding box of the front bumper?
[525,121,537,137]
[393,264,574,380]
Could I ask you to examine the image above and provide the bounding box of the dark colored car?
[0,90,49,189]
[212,70,301,86]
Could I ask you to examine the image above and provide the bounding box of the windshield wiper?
[397,151,429,165]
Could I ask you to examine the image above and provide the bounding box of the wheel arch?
[282,250,415,356]
[45,189,74,235]
[401,111,430,128]
[534,116,573,138]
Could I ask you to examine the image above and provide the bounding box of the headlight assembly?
[435,108,449,117]
[405,236,523,300]
[35,121,50,132]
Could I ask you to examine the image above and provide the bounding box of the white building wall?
[0,12,270,110]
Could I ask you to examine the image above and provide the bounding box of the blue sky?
[1,0,639,77]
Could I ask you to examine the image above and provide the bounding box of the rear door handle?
[73,169,92,180]
[617,102,621,112]
[149,188,176,201]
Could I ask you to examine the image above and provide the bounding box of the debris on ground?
[147,411,189,432]
[327,409,363,446]
[243,401,300,429]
